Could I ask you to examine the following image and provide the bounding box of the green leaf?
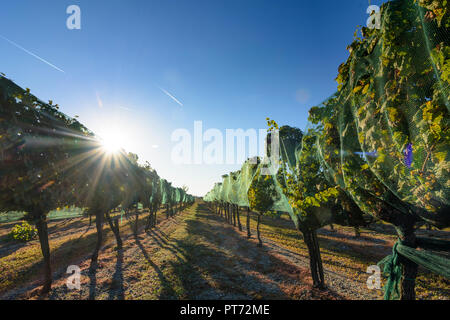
[434,151,447,163]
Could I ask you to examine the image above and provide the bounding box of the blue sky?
[0,0,384,196]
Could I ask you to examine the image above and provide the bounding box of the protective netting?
[0,74,194,224]
[221,174,231,204]
[0,208,84,223]
[204,0,450,299]
[159,179,172,205]
[312,0,449,228]
[378,237,450,300]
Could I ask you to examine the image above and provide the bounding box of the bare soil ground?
[0,202,448,300]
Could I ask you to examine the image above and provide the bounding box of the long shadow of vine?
[165,204,297,299]
[146,229,188,259]
[108,249,125,300]
[88,261,98,300]
[134,235,178,299]
[191,203,349,300]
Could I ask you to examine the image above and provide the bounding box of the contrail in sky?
[0,35,65,73]
[158,86,183,107]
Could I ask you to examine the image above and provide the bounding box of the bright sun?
[102,138,121,153]
[99,131,125,154]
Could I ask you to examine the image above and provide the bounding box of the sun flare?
[99,131,126,154]
[101,138,121,153]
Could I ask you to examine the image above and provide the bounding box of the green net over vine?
[204,0,450,299]
[311,0,449,228]
[0,74,194,224]
[204,0,450,231]
[378,237,450,300]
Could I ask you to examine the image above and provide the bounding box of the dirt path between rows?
[2,202,380,300]
[202,205,380,300]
